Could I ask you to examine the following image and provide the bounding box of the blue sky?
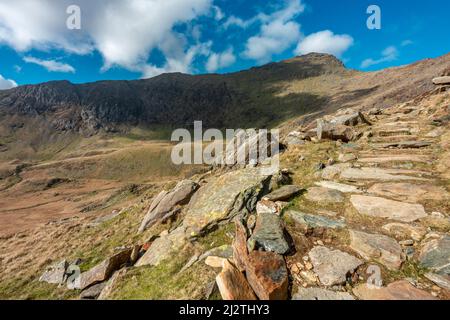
[0,0,449,88]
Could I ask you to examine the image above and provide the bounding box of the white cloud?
[243,0,305,63]
[212,5,224,21]
[206,48,236,72]
[142,41,212,78]
[0,74,18,90]
[0,0,213,76]
[23,56,76,73]
[294,30,354,58]
[401,40,413,47]
[360,45,399,68]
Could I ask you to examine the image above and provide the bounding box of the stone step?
[314,181,363,193]
[357,155,432,164]
[369,135,419,143]
[350,195,428,222]
[367,182,449,202]
[372,141,432,149]
[338,167,432,182]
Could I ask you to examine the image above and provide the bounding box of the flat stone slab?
[305,187,345,203]
[358,155,431,164]
[368,183,449,202]
[262,185,301,202]
[419,235,450,275]
[341,168,430,182]
[425,273,450,291]
[315,181,363,193]
[308,246,363,286]
[350,230,403,270]
[353,280,437,300]
[248,212,290,255]
[350,195,427,222]
[293,287,354,300]
[433,76,450,85]
[374,141,432,149]
[287,210,346,231]
[183,168,272,235]
[382,223,427,242]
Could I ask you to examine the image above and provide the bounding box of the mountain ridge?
[0,52,449,140]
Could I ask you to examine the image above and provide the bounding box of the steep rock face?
[0,54,346,134]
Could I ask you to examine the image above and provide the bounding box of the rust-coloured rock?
[245,250,289,300]
[232,218,250,272]
[216,260,257,300]
[353,280,438,300]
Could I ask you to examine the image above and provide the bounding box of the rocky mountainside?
[0,54,449,301]
[0,54,347,134]
[1,53,449,138]
[1,73,449,300]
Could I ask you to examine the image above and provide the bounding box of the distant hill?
[0,52,448,147]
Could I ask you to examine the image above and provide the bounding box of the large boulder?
[137,168,272,267]
[138,180,199,233]
[329,112,371,126]
[317,119,356,142]
[215,130,281,167]
[182,168,272,236]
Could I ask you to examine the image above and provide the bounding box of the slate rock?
[216,260,257,300]
[353,280,437,300]
[350,230,403,270]
[293,287,354,300]
[262,185,301,202]
[248,212,290,255]
[308,246,363,286]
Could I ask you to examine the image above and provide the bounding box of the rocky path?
[278,88,449,300]
[34,83,449,301]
